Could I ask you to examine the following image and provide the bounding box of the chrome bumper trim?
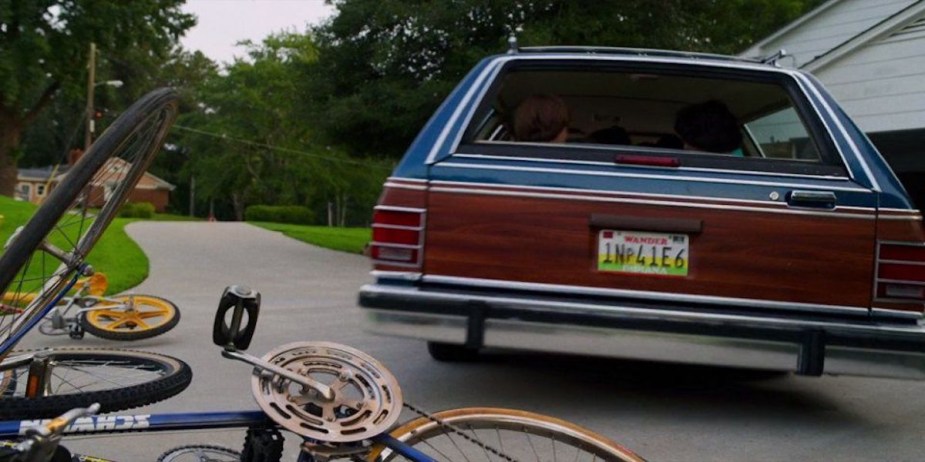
[360,284,925,380]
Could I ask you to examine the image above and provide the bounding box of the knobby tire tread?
[0,348,192,420]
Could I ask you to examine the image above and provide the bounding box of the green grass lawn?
[0,196,147,295]
[251,222,371,254]
[2,195,368,298]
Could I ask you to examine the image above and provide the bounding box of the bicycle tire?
[0,88,179,354]
[0,348,191,420]
[81,294,180,341]
[157,445,241,462]
[370,407,645,462]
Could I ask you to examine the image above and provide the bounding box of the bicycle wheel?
[0,348,192,420]
[81,294,180,341]
[157,445,241,462]
[0,88,179,355]
[370,407,645,462]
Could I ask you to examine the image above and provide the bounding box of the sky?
[180,0,335,64]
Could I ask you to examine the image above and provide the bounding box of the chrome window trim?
[435,162,873,193]
[383,182,427,191]
[791,72,881,192]
[419,275,870,316]
[428,185,875,219]
[879,215,922,221]
[430,179,876,211]
[452,152,852,181]
[425,59,505,165]
[386,177,428,184]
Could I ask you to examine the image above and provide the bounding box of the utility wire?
[172,124,393,171]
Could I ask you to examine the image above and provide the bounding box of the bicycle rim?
[82,294,180,341]
[0,88,179,355]
[372,407,645,462]
[0,347,192,420]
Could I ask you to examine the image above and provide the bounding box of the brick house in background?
[15,153,175,212]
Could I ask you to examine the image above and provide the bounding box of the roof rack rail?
[517,46,763,64]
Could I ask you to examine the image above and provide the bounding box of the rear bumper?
[358,280,925,380]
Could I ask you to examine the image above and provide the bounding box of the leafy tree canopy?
[0,0,194,194]
[305,0,821,156]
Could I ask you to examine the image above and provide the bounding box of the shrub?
[245,205,314,225]
[119,202,156,218]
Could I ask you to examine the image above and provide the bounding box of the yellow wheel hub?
[85,296,175,332]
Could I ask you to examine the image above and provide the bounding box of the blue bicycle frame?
[0,272,82,355]
[0,409,434,461]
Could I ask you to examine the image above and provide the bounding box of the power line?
[172,124,393,170]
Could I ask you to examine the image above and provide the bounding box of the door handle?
[786,190,837,209]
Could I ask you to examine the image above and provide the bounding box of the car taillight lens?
[876,242,925,302]
[370,207,424,267]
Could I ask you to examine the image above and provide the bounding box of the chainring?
[250,341,403,444]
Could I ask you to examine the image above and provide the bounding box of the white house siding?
[741,0,916,67]
[813,13,925,133]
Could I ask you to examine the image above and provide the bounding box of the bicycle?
[0,88,192,420]
[31,272,181,341]
[0,285,646,462]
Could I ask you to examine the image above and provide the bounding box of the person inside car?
[674,100,744,156]
[512,94,570,143]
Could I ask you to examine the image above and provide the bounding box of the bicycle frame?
[0,271,82,356]
[0,409,435,461]
[44,293,139,330]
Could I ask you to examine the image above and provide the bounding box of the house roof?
[803,1,925,71]
[17,160,175,191]
[740,0,924,68]
[744,0,843,54]
[17,165,71,182]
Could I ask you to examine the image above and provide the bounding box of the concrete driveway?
[17,221,925,461]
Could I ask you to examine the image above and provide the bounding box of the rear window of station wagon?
[458,61,847,177]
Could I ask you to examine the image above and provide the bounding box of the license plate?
[597,230,689,276]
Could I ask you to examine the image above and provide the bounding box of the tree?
[305,0,822,157]
[176,32,392,223]
[0,0,194,195]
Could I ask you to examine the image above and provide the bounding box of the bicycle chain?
[402,402,518,462]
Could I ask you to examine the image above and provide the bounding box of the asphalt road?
[17,222,925,461]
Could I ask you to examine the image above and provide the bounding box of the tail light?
[876,242,925,302]
[370,206,425,268]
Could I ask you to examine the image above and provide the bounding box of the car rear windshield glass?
[460,63,842,175]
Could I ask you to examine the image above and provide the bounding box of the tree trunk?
[339,193,348,227]
[0,119,22,197]
[231,193,244,221]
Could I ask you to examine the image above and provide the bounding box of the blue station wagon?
[358,47,925,379]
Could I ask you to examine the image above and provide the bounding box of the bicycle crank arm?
[221,349,334,400]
